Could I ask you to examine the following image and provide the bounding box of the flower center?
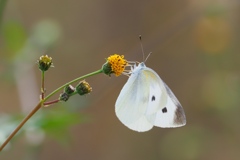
[107,54,127,76]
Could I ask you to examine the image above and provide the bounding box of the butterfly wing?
[115,63,186,131]
[115,64,168,132]
[143,68,168,116]
[153,82,186,128]
[115,68,153,132]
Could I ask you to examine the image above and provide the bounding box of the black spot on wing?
[162,107,167,113]
[163,82,186,125]
[151,95,155,101]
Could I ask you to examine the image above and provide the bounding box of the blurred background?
[0,0,240,160]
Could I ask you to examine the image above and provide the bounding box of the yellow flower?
[102,54,128,76]
[37,55,53,71]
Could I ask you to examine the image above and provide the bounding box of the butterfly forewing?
[143,68,168,116]
[153,82,186,127]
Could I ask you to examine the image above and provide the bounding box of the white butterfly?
[115,62,186,132]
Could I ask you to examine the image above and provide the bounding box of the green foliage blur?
[0,0,86,159]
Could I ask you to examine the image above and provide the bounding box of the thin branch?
[43,99,59,106]
[41,71,45,99]
[0,101,42,151]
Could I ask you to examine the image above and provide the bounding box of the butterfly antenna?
[139,35,145,62]
[145,52,152,63]
[139,35,152,63]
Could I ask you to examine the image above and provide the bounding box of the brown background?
[1,0,240,160]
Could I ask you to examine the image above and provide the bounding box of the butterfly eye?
[162,107,167,113]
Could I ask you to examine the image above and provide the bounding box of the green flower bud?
[37,55,53,71]
[102,62,114,76]
[64,85,75,95]
[76,80,92,96]
[59,92,70,102]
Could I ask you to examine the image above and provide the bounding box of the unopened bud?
[64,85,75,95]
[59,92,70,102]
[37,55,53,72]
[76,80,92,96]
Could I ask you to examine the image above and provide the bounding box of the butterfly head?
[130,62,146,74]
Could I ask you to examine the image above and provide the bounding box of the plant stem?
[0,101,42,151]
[0,69,103,151]
[44,69,103,102]
[41,71,45,99]
[43,99,59,105]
